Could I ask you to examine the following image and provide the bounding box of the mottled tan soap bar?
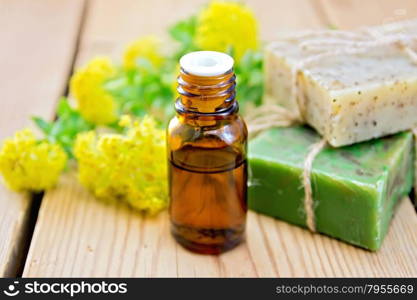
[265,19,417,147]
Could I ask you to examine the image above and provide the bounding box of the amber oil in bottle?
[167,51,248,254]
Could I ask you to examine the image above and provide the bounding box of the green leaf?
[32,117,52,135]
[168,15,199,59]
[57,98,72,116]
[32,97,95,158]
[234,50,264,111]
[105,60,176,125]
[169,15,197,45]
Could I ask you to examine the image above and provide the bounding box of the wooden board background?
[0,0,85,276]
[0,0,416,277]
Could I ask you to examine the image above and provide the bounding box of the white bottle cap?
[179,51,234,77]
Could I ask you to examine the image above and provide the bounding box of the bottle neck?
[175,68,237,118]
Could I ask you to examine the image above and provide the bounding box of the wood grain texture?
[0,0,85,276]
[23,172,417,277]
[74,0,323,65]
[22,0,417,277]
[319,0,417,29]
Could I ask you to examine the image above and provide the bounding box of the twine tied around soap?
[247,106,327,232]
[245,104,300,138]
[301,139,327,232]
[246,104,327,233]
[247,21,417,233]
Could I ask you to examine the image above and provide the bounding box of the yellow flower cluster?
[70,57,118,125]
[123,36,164,70]
[196,1,258,62]
[74,115,168,215]
[0,129,67,192]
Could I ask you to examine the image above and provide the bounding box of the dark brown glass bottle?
[167,51,248,255]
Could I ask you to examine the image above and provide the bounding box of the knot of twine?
[248,23,417,233]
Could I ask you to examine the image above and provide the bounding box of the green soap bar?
[248,126,414,251]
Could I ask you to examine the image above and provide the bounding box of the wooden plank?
[0,0,85,276]
[23,0,417,277]
[74,0,323,65]
[23,172,417,277]
[250,0,324,39]
[319,0,417,29]
[74,0,208,65]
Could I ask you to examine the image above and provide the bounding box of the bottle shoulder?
[167,114,247,149]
